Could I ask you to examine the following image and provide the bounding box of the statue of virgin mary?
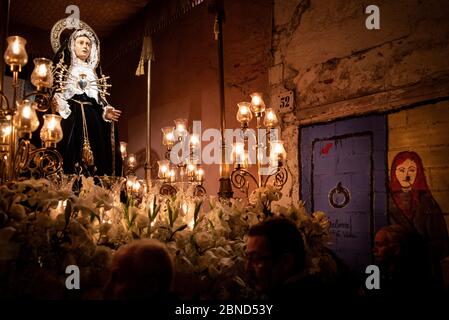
[51,21,122,176]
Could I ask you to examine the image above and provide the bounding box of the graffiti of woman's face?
[395,159,417,191]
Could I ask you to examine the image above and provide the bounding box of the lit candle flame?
[169,169,176,182]
[2,125,12,136]
[132,181,141,192]
[240,106,249,114]
[37,63,47,77]
[47,117,57,130]
[167,131,175,141]
[190,133,200,146]
[22,105,31,119]
[12,39,20,55]
[196,168,204,181]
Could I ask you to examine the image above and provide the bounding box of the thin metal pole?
[0,0,10,94]
[145,57,152,187]
[0,0,10,182]
[214,2,233,199]
[256,117,262,187]
[217,13,225,141]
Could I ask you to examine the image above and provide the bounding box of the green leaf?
[233,276,247,288]
[152,196,158,216]
[174,224,188,233]
[172,206,179,224]
[167,202,174,228]
[153,205,161,220]
[123,203,129,223]
[168,224,188,241]
[130,211,138,226]
[149,196,161,222]
[64,200,72,227]
[193,200,203,228]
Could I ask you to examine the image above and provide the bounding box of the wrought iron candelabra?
[0,36,63,184]
[159,118,206,197]
[230,92,288,197]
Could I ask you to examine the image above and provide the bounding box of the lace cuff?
[102,105,114,122]
[53,94,71,119]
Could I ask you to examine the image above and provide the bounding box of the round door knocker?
[328,182,350,209]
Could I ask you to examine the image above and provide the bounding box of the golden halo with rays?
[50,18,100,54]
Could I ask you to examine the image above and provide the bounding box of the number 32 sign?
[276,91,294,113]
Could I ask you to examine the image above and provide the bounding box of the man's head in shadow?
[246,217,306,295]
[103,239,174,300]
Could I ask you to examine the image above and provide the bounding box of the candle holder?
[0,35,63,183]
[126,153,137,176]
[230,92,288,197]
[40,114,63,148]
[157,119,207,197]
[119,141,127,177]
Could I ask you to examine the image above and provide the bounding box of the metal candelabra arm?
[13,139,31,179]
[22,91,52,113]
[159,182,178,197]
[230,167,259,197]
[0,90,10,112]
[230,165,288,198]
[262,166,289,190]
[13,138,63,180]
[193,184,207,197]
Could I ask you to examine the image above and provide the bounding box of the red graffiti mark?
[320,142,333,155]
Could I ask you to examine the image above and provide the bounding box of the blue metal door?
[301,115,387,273]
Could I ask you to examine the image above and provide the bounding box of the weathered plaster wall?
[272,0,449,205]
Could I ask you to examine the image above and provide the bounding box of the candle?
[241,151,250,169]
[158,160,170,179]
[220,163,230,179]
[126,177,135,189]
[250,92,266,115]
[263,108,279,128]
[187,162,196,179]
[15,100,39,133]
[40,114,63,148]
[0,117,12,145]
[269,140,286,166]
[128,154,137,168]
[169,168,176,183]
[196,168,204,183]
[162,127,175,148]
[132,180,141,193]
[189,133,200,148]
[174,118,188,138]
[4,36,28,70]
[233,142,245,166]
[236,102,253,127]
[119,141,128,158]
[31,58,53,89]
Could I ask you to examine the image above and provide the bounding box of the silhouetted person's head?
[246,217,306,294]
[103,239,174,300]
[373,224,427,271]
[373,224,406,266]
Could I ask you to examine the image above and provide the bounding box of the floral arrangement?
[0,177,333,299]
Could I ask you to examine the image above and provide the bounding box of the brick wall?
[388,101,449,230]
